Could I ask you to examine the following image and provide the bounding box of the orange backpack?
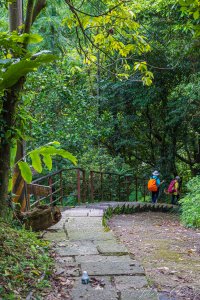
[148,178,158,192]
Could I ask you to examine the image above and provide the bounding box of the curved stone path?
[44,204,163,300]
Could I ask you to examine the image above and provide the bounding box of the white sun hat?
[152,170,159,176]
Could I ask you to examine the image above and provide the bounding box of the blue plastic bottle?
[81,271,89,284]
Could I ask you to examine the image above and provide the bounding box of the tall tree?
[0,0,152,217]
[0,0,48,217]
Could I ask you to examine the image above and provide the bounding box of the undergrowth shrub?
[0,219,53,299]
[180,176,200,228]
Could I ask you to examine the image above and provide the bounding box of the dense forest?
[0,0,199,217]
[0,0,200,298]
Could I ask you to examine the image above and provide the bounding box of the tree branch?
[65,0,115,62]
[65,0,131,18]
[24,0,35,34]
[32,0,47,25]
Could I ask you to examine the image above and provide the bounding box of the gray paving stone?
[75,254,138,264]
[76,255,145,276]
[55,263,80,277]
[65,216,115,241]
[66,216,103,226]
[64,208,104,217]
[45,205,159,300]
[55,241,99,256]
[114,275,148,290]
[71,277,118,300]
[43,230,67,242]
[67,229,115,241]
[55,256,75,264]
[95,240,129,255]
[121,289,158,300]
[65,217,103,231]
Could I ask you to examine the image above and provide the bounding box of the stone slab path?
[45,207,159,300]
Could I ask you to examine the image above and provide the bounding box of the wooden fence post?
[77,169,81,204]
[101,172,103,201]
[135,177,138,202]
[118,175,121,201]
[48,176,53,205]
[109,174,112,201]
[60,171,63,205]
[90,171,94,202]
[126,176,130,201]
[82,170,86,203]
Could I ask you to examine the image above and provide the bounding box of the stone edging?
[99,202,180,228]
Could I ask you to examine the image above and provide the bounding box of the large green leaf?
[38,146,60,155]
[0,54,56,90]
[29,151,42,173]
[32,51,57,63]
[42,154,52,170]
[18,161,32,183]
[55,149,77,165]
[0,60,40,90]
[11,33,43,44]
[33,145,77,165]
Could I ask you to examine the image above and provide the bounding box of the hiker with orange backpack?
[148,170,164,203]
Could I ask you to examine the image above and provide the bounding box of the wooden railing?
[24,168,149,210]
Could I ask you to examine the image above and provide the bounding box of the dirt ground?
[109,212,200,300]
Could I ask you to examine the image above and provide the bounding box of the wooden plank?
[27,184,51,196]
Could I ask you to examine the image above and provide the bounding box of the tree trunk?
[0,81,23,217]
[0,1,47,218]
[0,144,11,217]
[9,0,23,32]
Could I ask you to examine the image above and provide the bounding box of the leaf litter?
[109,212,200,300]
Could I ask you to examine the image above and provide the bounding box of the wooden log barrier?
[17,205,62,231]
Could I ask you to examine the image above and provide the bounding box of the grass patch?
[0,218,53,299]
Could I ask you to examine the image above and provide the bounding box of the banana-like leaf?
[18,161,32,183]
[0,54,56,90]
[11,33,43,44]
[55,149,77,165]
[37,146,60,155]
[31,50,52,58]
[29,151,42,173]
[37,145,77,165]
[42,154,52,170]
[34,53,57,64]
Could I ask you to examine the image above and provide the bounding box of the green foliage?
[0,219,53,299]
[179,0,200,36]
[180,176,200,228]
[14,142,77,184]
[18,161,33,183]
[62,195,78,207]
[1,0,199,211]
[0,52,56,91]
[61,0,153,83]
